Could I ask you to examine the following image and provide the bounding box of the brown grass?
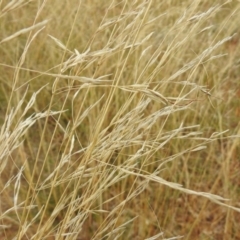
[0,0,240,239]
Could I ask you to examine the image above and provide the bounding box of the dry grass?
[0,0,240,239]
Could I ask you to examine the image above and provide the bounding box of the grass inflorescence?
[0,0,240,239]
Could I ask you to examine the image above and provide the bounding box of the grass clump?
[0,0,240,239]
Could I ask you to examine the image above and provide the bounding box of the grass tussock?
[0,0,240,239]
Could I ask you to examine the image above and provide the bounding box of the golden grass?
[0,0,240,239]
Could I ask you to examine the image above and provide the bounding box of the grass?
[0,0,240,239]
